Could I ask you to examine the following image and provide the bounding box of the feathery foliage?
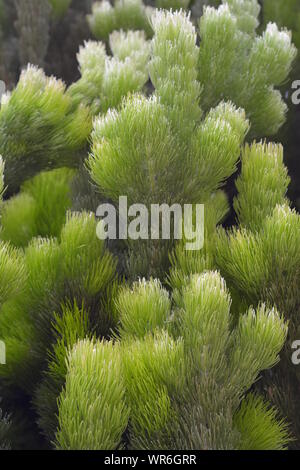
[0,212,117,393]
[55,339,129,450]
[56,272,289,449]
[69,31,150,115]
[0,408,11,450]
[0,65,91,194]
[88,9,249,278]
[34,302,93,441]
[234,394,290,451]
[14,0,51,68]
[167,130,300,445]
[171,272,288,449]
[234,142,290,231]
[198,1,296,137]
[263,0,300,53]
[88,0,194,42]
[88,0,296,138]
[115,279,171,339]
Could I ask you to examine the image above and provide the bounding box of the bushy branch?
[0,212,117,393]
[49,0,72,19]
[14,0,51,67]
[234,142,290,231]
[0,168,75,247]
[55,272,289,449]
[69,31,150,115]
[88,0,154,40]
[198,1,296,137]
[55,339,129,450]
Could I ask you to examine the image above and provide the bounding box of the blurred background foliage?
[0,0,299,450]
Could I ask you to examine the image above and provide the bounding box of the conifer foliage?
[54,272,289,450]
[88,0,296,138]
[0,0,299,452]
[68,31,150,115]
[0,66,91,194]
[87,0,192,41]
[88,10,249,278]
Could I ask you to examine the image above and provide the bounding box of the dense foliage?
[0,0,299,451]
